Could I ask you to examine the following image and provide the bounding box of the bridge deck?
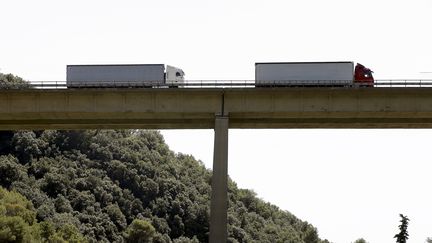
[1,88,432,130]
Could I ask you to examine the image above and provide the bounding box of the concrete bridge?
[2,87,432,242]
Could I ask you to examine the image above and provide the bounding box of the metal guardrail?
[2,80,432,89]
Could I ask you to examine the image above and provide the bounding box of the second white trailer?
[255,62,355,86]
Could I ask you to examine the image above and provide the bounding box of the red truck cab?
[354,63,374,86]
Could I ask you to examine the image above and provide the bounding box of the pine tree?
[394,214,409,243]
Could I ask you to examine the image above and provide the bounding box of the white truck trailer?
[255,62,374,87]
[66,64,185,88]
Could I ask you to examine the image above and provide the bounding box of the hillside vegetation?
[0,73,330,242]
[0,73,32,89]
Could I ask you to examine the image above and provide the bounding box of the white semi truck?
[255,62,374,87]
[66,64,185,88]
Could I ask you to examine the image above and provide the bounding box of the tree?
[426,237,432,243]
[303,227,320,243]
[39,221,55,241]
[105,203,127,230]
[125,219,156,243]
[11,131,47,163]
[50,223,88,243]
[0,186,36,225]
[0,156,27,188]
[0,187,87,242]
[0,187,39,242]
[354,238,368,243]
[394,214,409,243]
[0,73,31,89]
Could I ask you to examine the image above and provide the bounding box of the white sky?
[1,0,431,242]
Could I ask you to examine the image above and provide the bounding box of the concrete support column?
[209,116,229,243]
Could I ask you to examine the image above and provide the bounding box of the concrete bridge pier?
[209,116,229,243]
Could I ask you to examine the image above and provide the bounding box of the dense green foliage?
[0,130,330,242]
[394,214,409,243]
[0,186,38,242]
[0,73,32,89]
[0,186,86,242]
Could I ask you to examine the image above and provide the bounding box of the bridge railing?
[2,80,432,89]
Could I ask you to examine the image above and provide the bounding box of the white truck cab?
[166,65,185,85]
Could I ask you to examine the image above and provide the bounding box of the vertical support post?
[209,116,229,243]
